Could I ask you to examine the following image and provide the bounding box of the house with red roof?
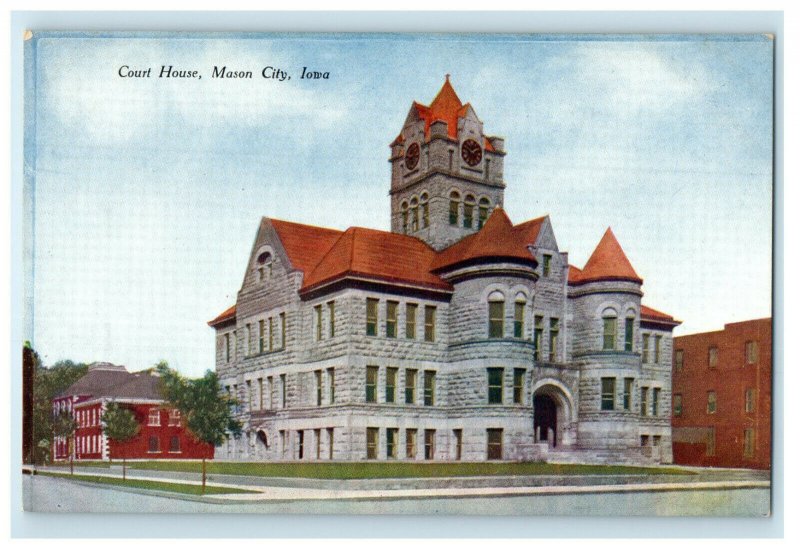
[209,77,680,464]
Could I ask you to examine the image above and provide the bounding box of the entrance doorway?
[534,394,558,447]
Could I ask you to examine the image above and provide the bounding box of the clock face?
[461,139,483,166]
[404,143,420,170]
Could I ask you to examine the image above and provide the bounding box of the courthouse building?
[209,77,680,463]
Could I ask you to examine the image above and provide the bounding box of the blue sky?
[28,33,773,376]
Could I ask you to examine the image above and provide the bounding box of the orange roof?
[569,228,643,285]
[641,304,681,325]
[270,219,344,275]
[208,304,236,327]
[432,208,538,272]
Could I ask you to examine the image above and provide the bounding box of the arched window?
[464,195,476,229]
[401,201,409,234]
[449,191,460,226]
[256,251,273,282]
[420,192,429,228]
[488,291,505,339]
[514,293,527,338]
[410,198,419,232]
[602,309,617,350]
[478,197,491,228]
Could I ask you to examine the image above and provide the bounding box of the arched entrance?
[531,380,576,449]
[534,394,558,447]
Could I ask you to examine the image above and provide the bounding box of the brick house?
[671,318,772,469]
[209,77,680,464]
[52,362,213,461]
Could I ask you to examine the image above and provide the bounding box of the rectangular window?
[280,374,287,408]
[453,429,463,461]
[405,303,417,339]
[745,388,755,413]
[267,376,274,409]
[673,393,683,417]
[449,200,459,225]
[675,349,684,371]
[268,317,274,351]
[279,430,286,458]
[640,435,649,447]
[744,428,755,458]
[366,428,379,459]
[314,305,323,341]
[386,367,398,403]
[327,368,335,404]
[489,300,504,338]
[280,312,286,348]
[386,428,398,459]
[422,202,429,228]
[640,387,649,415]
[366,298,379,336]
[148,408,160,426]
[488,368,504,404]
[366,366,378,403]
[169,409,181,426]
[297,431,304,460]
[654,335,662,363]
[514,301,525,338]
[405,369,417,404]
[424,370,436,406]
[315,428,321,460]
[406,429,417,459]
[424,429,435,460]
[623,378,633,410]
[706,428,716,456]
[424,306,436,342]
[708,346,718,368]
[148,436,160,453]
[601,378,616,411]
[327,428,334,460]
[624,318,634,351]
[463,203,474,228]
[533,315,544,360]
[513,368,525,404]
[328,301,335,337]
[246,380,253,411]
[642,334,650,363]
[542,254,552,277]
[652,387,661,417]
[169,436,180,453]
[487,428,503,460]
[603,317,617,350]
[386,301,398,338]
[707,391,717,414]
[746,341,758,364]
[246,323,253,355]
[549,318,559,361]
[315,370,322,406]
[259,319,266,353]
[224,333,231,363]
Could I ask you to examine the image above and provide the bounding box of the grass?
[126,461,695,479]
[37,471,259,496]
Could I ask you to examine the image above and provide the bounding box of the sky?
[27,33,774,376]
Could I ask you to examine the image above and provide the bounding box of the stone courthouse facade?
[209,78,681,464]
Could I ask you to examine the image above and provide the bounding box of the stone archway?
[534,394,558,447]
[531,380,575,448]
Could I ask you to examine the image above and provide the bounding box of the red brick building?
[671,318,771,469]
[52,362,213,461]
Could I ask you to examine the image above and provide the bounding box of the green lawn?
[127,461,694,479]
[37,471,259,496]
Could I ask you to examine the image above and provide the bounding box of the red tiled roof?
[208,304,236,327]
[569,227,643,285]
[432,208,538,272]
[641,304,681,325]
[270,219,344,275]
[567,264,583,282]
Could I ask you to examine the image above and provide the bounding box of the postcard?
[21,31,773,516]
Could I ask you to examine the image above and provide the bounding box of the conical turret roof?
[570,227,642,285]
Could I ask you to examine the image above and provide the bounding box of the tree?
[52,410,78,474]
[156,362,242,494]
[101,402,140,480]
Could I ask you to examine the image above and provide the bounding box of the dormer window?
[256,251,273,281]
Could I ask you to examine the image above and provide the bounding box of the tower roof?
[569,227,642,285]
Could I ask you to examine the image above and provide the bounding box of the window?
[673,394,683,417]
[652,388,661,416]
[279,430,286,457]
[640,387,648,415]
[366,366,378,403]
[410,198,419,232]
[478,198,490,228]
[386,301,398,338]
[488,294,504,338]
[603,316,617,350]
[513,369,525,404]
[449,192,460,225]
[386,367,398,403]
[328,301,335,337]
[315,370,322,406]
[366,428,379,459]
[224,333,231,363]
[421,193,429,228]
[708,346,718,368]
[401,202,409,233]
[624,317,634,351]
[549,318,559,361]
[258,319,265,352]
[453,429,463,460]
[746,341,758,364]
[405,369,417,404]
[654,335,662,363]
[533,315,544,360]
[387,428,398,459]
[424,429,435,460]
[148,436,160,453]
[463,195,475,228]
[405,303,417,339]
[315,428,321,459]
[745,388,755,413]
[623,378,633,410]
[514,298,525,338]
[297,430,304,460]
[246,380,252,410]
[366,298,379,336]
[280,374,287,408]
[675,349,684,371]
[488,368,504,404]
[168,408,181,426]
[601,378,616,410]
[267,376,274,409]
[314,305,323,341]
[640,435,649,447]
[706,428,716,456]
[744,428,755,458]
[169,436,180,453]
[707,391,717,414]
[148,408,160,426]
[268,317,274,351]
[327,368,335,404]
[280,312,286,348]
[406,429,417,459]
[487,429,503,460]
[542,254,552,277]
[327,428,334,460]
[257,378,264,411]
[246,323,253,355]
[642,334,650,363]
[424,370,436,406]
[424,306,436,342]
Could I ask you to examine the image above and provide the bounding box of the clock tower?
[389,76,507,251]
